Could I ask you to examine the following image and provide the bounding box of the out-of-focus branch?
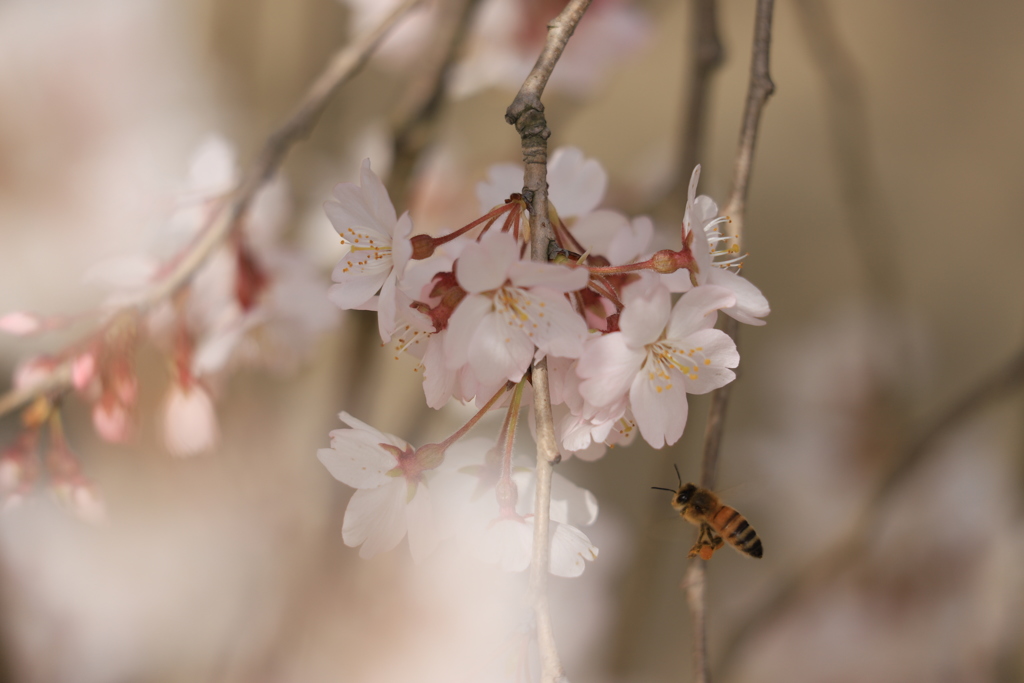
[791,0,900,304]
[505,2,592,681]
[680,0,724,194]
[0,0,421,421]
[387,0,480,208]
[689,4,775,683]
[717,346,1024,678]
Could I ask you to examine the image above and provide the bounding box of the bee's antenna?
[651,487,676,493]
[673,464,682,488]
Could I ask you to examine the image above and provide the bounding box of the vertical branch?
[688,3,775,683]
[505,2,592,681]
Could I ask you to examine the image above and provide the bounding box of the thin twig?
[722,0,775,244]
[0,0,421,421]
[688,3,775,683]
[505,2,592,681]
[716,346,1024,679]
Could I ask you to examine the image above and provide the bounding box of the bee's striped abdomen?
[709,505,763,558]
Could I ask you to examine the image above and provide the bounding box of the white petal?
[405,484,439,563]
[478,518,533,572]
[476,162,523,213]
[549,147,607,217]
[706,268,770,326]
[606,215,654,265]
[342,482,408,558]
[421,333,456,409]
[444,294,492,370]
[514,287,589,359]
[468,310,535,386]
[619,276,672,348]
[549,523,598,578]
[630,371,689,448]
[456,230,517,293]
[317,432,396,489]
[570,209,630,257]
[358,158,398,227]
[665,285,736,339]
[550,473,599,527]
[578,333,644,409]
[673,328,738,395]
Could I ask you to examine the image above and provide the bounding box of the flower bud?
[410,234,435,260]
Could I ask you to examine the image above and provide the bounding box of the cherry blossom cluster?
[318,148,769,574]
[0,136,335,518]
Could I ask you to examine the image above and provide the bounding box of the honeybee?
[653,466,763,560]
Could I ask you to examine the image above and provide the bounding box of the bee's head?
[672,483,698,510]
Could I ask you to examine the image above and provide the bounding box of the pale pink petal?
[187,135,237,193]
[549,523,598,578]
[342,482,408,559]
[477,518,533,572]
[665,285,736,339]
[317,434,396,489]
[405,484,439,563]
[422,333,456,409]
[444,293,492,369]
[548,147,606,217]
[358,158,398,227]
[476,162,523,212]
[706,268,770,326]
[0,312,41,335]
[375,271,399,343]
[630,371,688,449]
[336,412,408,450]
[619,277,672,348]
[391,212,414,272]
[92,401,129,443]
[674,328,738,395]
[571,209,631,257]
[578,333,644,409]
[607,215,654,265]
[518,287,589,359]
[468,310,535,386]
[163,384,219,457]
[549,473,599,527]
[455,230,517,293]
[71,353,97,391]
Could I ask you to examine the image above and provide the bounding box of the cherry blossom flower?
[435,440,599,577]
[325,158,413,342]
[670,166,771,326]
[476,146,607,218]
[444,230,589,396]
[317,413,443,562]
[577,276,739,448]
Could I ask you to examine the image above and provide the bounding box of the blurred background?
[0,0,1023,681]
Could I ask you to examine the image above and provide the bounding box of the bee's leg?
[688,523,725,560]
